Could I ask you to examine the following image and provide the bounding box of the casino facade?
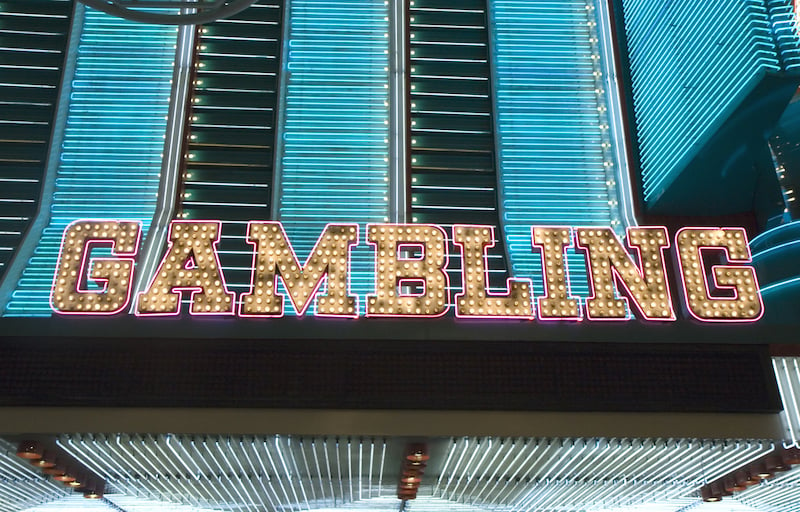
[1,0,800,510]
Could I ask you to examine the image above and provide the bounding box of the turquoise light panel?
[3,8,177,316]
[490,0,618,297]
[623,0,800,204]
[277,0,390,314]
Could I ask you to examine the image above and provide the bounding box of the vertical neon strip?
[2,7,178,316]
[595,0,638,230]
[489,0,618,296]
[389,0,407,223]
[276,0,390,314]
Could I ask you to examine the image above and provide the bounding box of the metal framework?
[77,0,259,25]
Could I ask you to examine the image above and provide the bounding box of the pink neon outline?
[183,254,198,270]
[397,243,425,260]
[574,226,676,322]
[452,224,534,320]
[674,227,764,323]
[50,219,142,316]
[397,278,427,297]
[530,225,582,321]
[135,220,236,317]
[238,221,360,319]
[77,240,113,293]
[365,223,451,318]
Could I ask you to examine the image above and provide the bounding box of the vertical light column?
[131,20,195,304]
[276,0,390,314]
[162,1,283,299]
[389,0,407,223]
[2,7,178,316]
[489,0,623,296]
[773,357,800,446]
[408,0,511,298]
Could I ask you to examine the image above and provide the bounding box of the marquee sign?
[50,220,763,322]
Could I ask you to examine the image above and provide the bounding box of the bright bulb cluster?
[51,220,140,315]
[240,222,358,317]
[576,227,674,320]
[51,221,764,322]
[675,227,763,322]
[367,224,448,317]
[136,221,234,316]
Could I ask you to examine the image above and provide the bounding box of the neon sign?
[50,220,764,322]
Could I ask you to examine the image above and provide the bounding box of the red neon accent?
[183,254,198,270]
[397,278,427,297]
[397,242,425,260]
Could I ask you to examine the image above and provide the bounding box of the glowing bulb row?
[51,221,763,321]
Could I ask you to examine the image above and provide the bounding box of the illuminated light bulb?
[675,228,763,322]
[532,227,580,319]
[84,487,104,499]
[241,223,358,317]
[137,221,234,316]
[16,441,43,460]
[701,486,722,502]
[54,473,76,483]
[51,221,141,315]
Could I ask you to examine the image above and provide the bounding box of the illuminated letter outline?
[575,226,676,322]
[452,224,534,319]
[531,226,582,321]
[366,223,450,318]
[135,220,235,317]
[675,227,764,323]
[50,219,142,315]
[239,221,360,318]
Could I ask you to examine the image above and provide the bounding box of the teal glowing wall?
[2,7,177,316]
[275,0,389,314]
[490,0,622,296]
[623,0,800,205]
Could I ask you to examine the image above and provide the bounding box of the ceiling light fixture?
[700,485,722,502]
[16,441,43,460]
[397,443,428,501]
[53,471,76,484]
[29,451,57,469]
[703,447,799,501]
[751,461,774,480]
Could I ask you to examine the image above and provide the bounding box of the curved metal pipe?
[77,0,258,25]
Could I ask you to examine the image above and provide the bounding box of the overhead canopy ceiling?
[3,434,800,512]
